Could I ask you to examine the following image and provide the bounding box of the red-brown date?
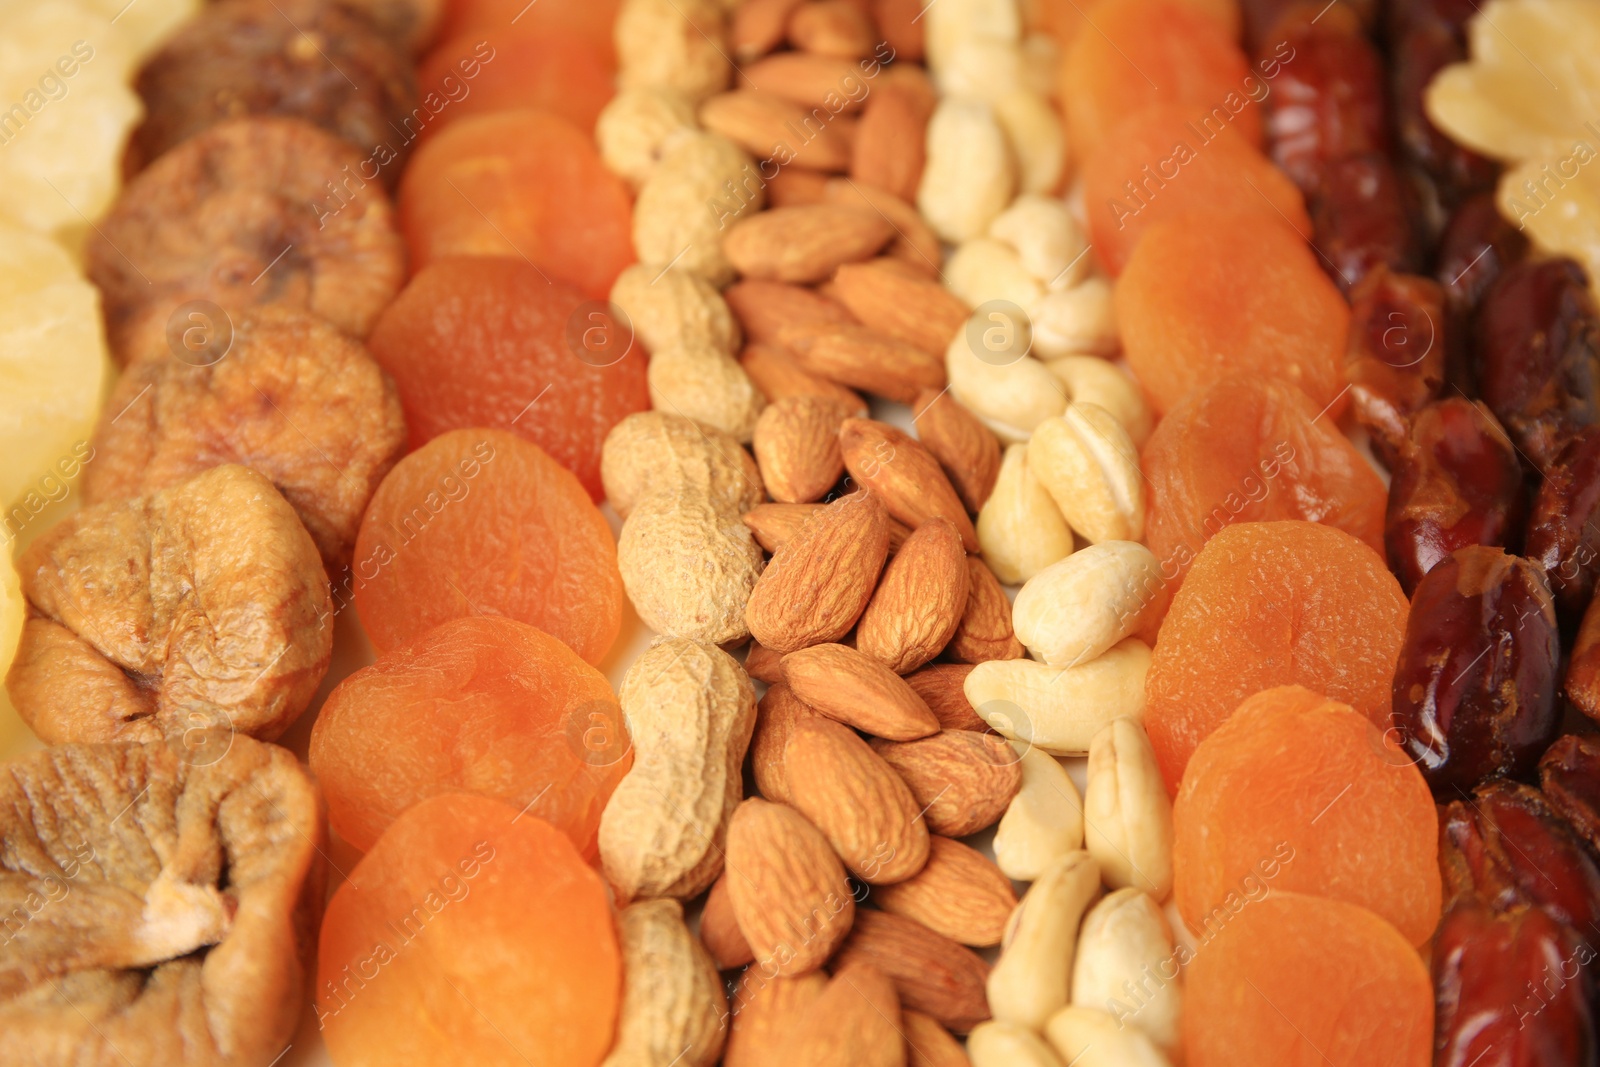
[1541,735,1600,856]
[1448,781,1600,934]
[1385,399,1524,594]
[1245,0,1377,52]
[1346,267,1447,465]
[1565,595,1600,722]
[1391,547,1558,793]
[1388,22,1499,203]
[1526,427,1600,628]
[1479,258,1600,470]
[1437,193,1531,316]
[1309,154,1421,293]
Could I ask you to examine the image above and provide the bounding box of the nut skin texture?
[618,489,766,646]
[599,638,758,902]
[786,962,907,1067]
[635,133,763,287]
[913,388,1002,513]
[700,90,854,171]
[966,641,1151,757]
[833,265,970,359]
[740,341,870,413]
[724,797,856,977]
[701,875,755,969]
[977,443,1075,585]
[875,836,1018,946]
[840,419,980,553]
[904,663,986,732]
[871,731,1021,838]
[947,555,1026,663]
[784,715,931,884]
[855,517,970,673]
[617,0,732,103]
[833,910,992,1033]
[648,343,768,443]
[601,410,764,522]
[603,899,729,1067]
[1391,546,1560,794]
[724,968,828,1067]
[731,0,806,61]
[9,464,332,747]
[612,263,743,357]
[1028,403,1144,545]
[723,205,894,283]
[725,280,857,346]
[745,490,891,652]
[781,643,941,741]
[752,396,853,503]
[783,323,949,404]
[987,851,1101,1031]
[903,1010,971,1067]
[824,180,944,277]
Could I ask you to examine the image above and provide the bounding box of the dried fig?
[0,737,323,1067]
[82,307,408,569]
[88,117,405,364]
[6,465,332,746]
[129,0,417,180]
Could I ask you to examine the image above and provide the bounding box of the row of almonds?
[591,0,1180,1064]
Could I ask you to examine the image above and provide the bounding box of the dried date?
[1389,20,1499,204]
[1309,155,1422,293]
[1565,596,1600,722]
[1541,735,1600,857]
[1345,267,1445,465]
[1526,428,1600,629]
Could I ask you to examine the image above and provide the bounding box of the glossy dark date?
[1526,427,1600,628]
[1565,595,1600,722]
[1384,398,1523,593]
[1344,267,1445,464]
[1541,735,1600,856]
[1391,547,1559,792]
[1309,154,1421,293]
[1437,193,1531,316]
[1478,258,1600,470]
[1387,18,1499,204]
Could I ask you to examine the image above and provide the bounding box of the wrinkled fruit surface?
[1344,267,1446,463]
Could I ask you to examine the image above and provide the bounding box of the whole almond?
[832,261,969,357]
[785,715,931,884]
[702,874,756,970]
[725,281,857,345]
[725,205,893,283]
[738,53,872,112]
[875,836,1019,947]
[725,797,856,976]
[780,323,947,403]
[904,1010,970,1067]
[947,556,1025,663]
[913,389,1003,513]
[744,501,913,554]
[871,730,1022,837]
[725,968,827,1067]
[745,640,786,683]
[824,179,942,275]
[740,342,868,411]
[788,961,906,1067]
[839,418,979,551]
[753,396,853,503]
[855,517,969,673]
[851,81,932,202]
[701,90,852,171]
[904,663,986,731]
[872,0,926,61]
[768,165,834,205]
[731,0,807,60]
[781,642,941,740]
[750,681,821,804]
[833,910,992,1033]
[788,0,874,57]
[745,489,889,652]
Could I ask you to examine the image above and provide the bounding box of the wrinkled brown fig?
[6,465,332,746]
[129,0,417,179]
[0,738,323,1067]
[89,117,405,364]
[83,307,408,569]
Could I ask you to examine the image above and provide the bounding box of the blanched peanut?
[1083,718,1174,900]
[968,1021,1067,1067]
[612,264,742,356]
[976,444,1074,585]
[994,744,1084,881]
[597,88,699,189]
[925,0,1021,73]
[635,132,764,288]
[989,194,1089,290]
[918,99,1016,244]
[617,0,732,103]
[987,850,1101,1029]
[945,329,1066,443]
[945,237,1044,311]
[1044,1006,1173,1067]
[935,38,1025,101]
[993,90,1066,195]
[1070,888,1181,1053]
[1012,542,1168,668]
[965,640,1151,756]
[648,344,767,443]
[1028,402,1144,544]
[1043,355,1153,447]
[1029,278,1119,358]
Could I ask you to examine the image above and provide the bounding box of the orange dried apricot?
[1174,685,1441,946]
[309,616,632,860]
[350,428,623,665]
[1183,891,1433,1067]
[417,28,613,138]
[1061,0,1261,163]
[1083,104,1308,276]
[1117,211,1350,416]
[317,793,620,1067]
[1144,521,1408,792]
[366,257,650,502]
[1142,375,1387,588]
[398,109,634,300]
[1035,0,1242,51]
[437,0,620,66]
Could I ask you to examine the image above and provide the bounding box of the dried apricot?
[1061,0,1262,163]
[417,28,613,138]
[351,429,623,665]
[1144,520,1408,792]
[1117,211,1350,416]
[1084,104,1309,275]
[1174,685,1440,946]
[1142,375,1386,588]
[398,109,635,301]
[317,793,620,1067]
[366,257,650,502]
[438,0,620,66]
[311,616,630,859]
[1183,892,1433,1067]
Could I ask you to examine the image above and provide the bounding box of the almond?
[725,204,894,283]
[745,639,786,683]
[702,874,755,970]
[740,342,868,412]
[903,663,986,732]
[871,729,1022,837]
[725,280,857,345]
[738,53,872,112]
[750,681,821,804]
[743,500,912,554]
[913,388,1003,513]
[725,968,828,1067]
[768,165,834,206]
[731,0,806,61]
[831,261,969,357]
[784,716,931,884]
[725,797,856,976]
[824,179,943,275]
[788,0,875,58]
[855,517,969,673]
[839,418,979,551]
[850,81,932,202]
[701,89,852,171]
[788,962,906,1067]
[780,323,947,404]
[833,910,992,1033]
[873,0,927,62]
[874,836,1019,947]
[947,556,1024,663]
[752,396,854,503]
[781,642,941,740]
[745,489,890,651]
[904,1010,970,1067]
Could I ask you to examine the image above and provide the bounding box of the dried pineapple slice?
[1503,156,1600,302]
